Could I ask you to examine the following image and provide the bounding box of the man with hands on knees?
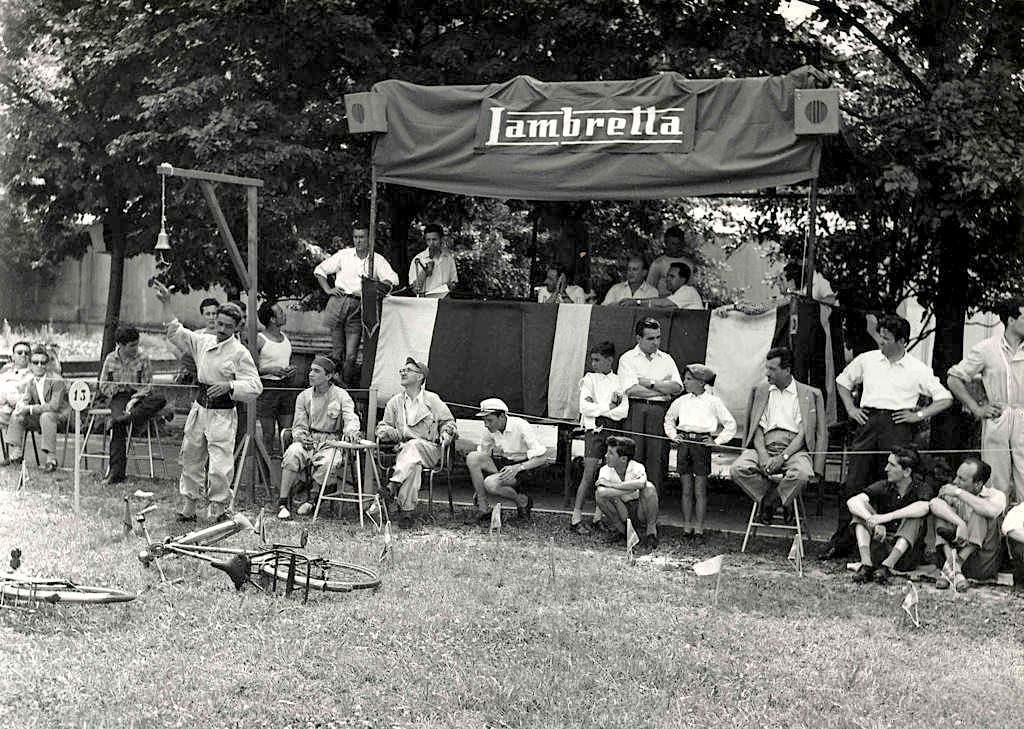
[464,398,548,524]
[846,446,933,585]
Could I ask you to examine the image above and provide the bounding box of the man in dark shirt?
[846,446,933,585]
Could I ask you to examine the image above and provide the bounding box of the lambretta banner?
[368,68,823,200]
[477,99,696,153]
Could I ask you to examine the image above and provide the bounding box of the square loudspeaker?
[345,92,388,134]
[794,88,839,135]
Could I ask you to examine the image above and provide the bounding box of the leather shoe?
[463,510,491,525]
[852,564,875,583]
[398,514,414,530]
[817,545,842,561]
[516,494,533,520]
[758,502,776,525]
[873,565,892,585]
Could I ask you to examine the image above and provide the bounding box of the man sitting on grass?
[2,345,68,471]
[277,356,360,519]
[374,357,457,529]
[846,446,933,585]
[464,398,548,523]
[594,436,659,552]
[1001,502,1024,591]
[929,457,1006,592]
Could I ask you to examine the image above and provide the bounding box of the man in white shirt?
[570,341,628,534]
[409,223,458,298]
[647,226,693,297]
[0,341,31,429]
[537,264,585,304]
[664,364,736,539]
[635,262,704,310]
[821,314,953,559]
[929,457,1007,592]
[604,256,658,306]
[730,347,827,524]
[314,224,399,385]
[1002,502,1024,590]
[947,297,1024,502]
[618,318,683,490]
[464,398,549,523]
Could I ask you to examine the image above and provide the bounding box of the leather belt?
[195,384,234,410]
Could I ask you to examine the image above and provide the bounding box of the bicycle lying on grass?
[133,495,381,602]
[1,548,136,610]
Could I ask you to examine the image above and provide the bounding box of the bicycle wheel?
[0,578,136,606]
[259,558,380,593]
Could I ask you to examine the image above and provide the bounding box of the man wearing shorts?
[465,398,548,523]
[570,341,628,534]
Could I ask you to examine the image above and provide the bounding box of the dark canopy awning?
[367,67,823,201]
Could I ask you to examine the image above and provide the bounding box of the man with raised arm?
[314,223,399,386]
[157,286,262,522]
[277,356,360,520]
[375,357,457,529]
[947,298,1024,502]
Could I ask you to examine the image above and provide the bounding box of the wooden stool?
[75,408,112,476]
[311,440,381,527]
[15,431,41,491]
[741,480,810,576]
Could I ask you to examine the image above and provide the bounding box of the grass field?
[1,469,1022,729]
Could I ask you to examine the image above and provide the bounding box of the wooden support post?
[246,185,260,501]
[198,181,251,291]
[805,178,819,299]
[367,166,378,278]
[365,386,378,491]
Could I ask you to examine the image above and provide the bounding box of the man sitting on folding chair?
[98,325,168,484]
[374,357,457,530]
[846,446,933,585]
[730,346,826,524]
[277,355,360,519]
[2,345,68,471]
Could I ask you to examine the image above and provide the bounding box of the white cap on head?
[475,397,509,417]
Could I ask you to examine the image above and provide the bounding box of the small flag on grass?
[788,534,804,561]
[378,521,393,564]
[693,554,723,576]
[489,503,502,534]
[901,583,920,627]
[625,518,640,562]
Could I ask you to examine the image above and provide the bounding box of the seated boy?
[846,446,933,585]
[663,363,735,541]
[594,436,659,552]
[929,456,1007,592]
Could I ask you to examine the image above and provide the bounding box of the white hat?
[475,397,509,417]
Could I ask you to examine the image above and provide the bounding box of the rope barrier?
[70,381,1009,458]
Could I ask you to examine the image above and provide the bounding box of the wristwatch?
[915,410,925,420]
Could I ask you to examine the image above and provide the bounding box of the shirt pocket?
[326,402,342,422]
[219,360,237,379]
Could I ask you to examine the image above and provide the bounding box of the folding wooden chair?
[425,440,456,518]
[14,431,41,491]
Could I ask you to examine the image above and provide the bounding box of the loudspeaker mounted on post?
[345,92,388,134]
[794,88,840,136]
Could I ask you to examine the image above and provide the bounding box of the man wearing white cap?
[375,357,457,528]
[464,398,548,523]
[277,355,361,519]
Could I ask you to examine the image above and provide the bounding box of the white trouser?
[982,406,1024,503]
[178,402,237,516]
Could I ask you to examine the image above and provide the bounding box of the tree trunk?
[100,203,127,361]
[928,221,971,456]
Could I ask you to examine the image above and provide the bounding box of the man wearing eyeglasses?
[2,346,68,470]
[374,358,457,529]
[0,341,31,429]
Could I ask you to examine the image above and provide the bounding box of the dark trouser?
[324,294,362,385]
[625,400,669,490]
[108,392,167,480]
[827,409,914,553]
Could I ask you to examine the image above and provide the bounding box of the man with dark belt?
[313,224,399,386]
[165,301,262,522]
[616,318,683,492]
[820,314,952,559]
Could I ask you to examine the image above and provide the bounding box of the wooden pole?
[198,181,251,291]
[805,178,819,299]
[367,165,378,278]
[246,185,259,500]
[365,386,378,491]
